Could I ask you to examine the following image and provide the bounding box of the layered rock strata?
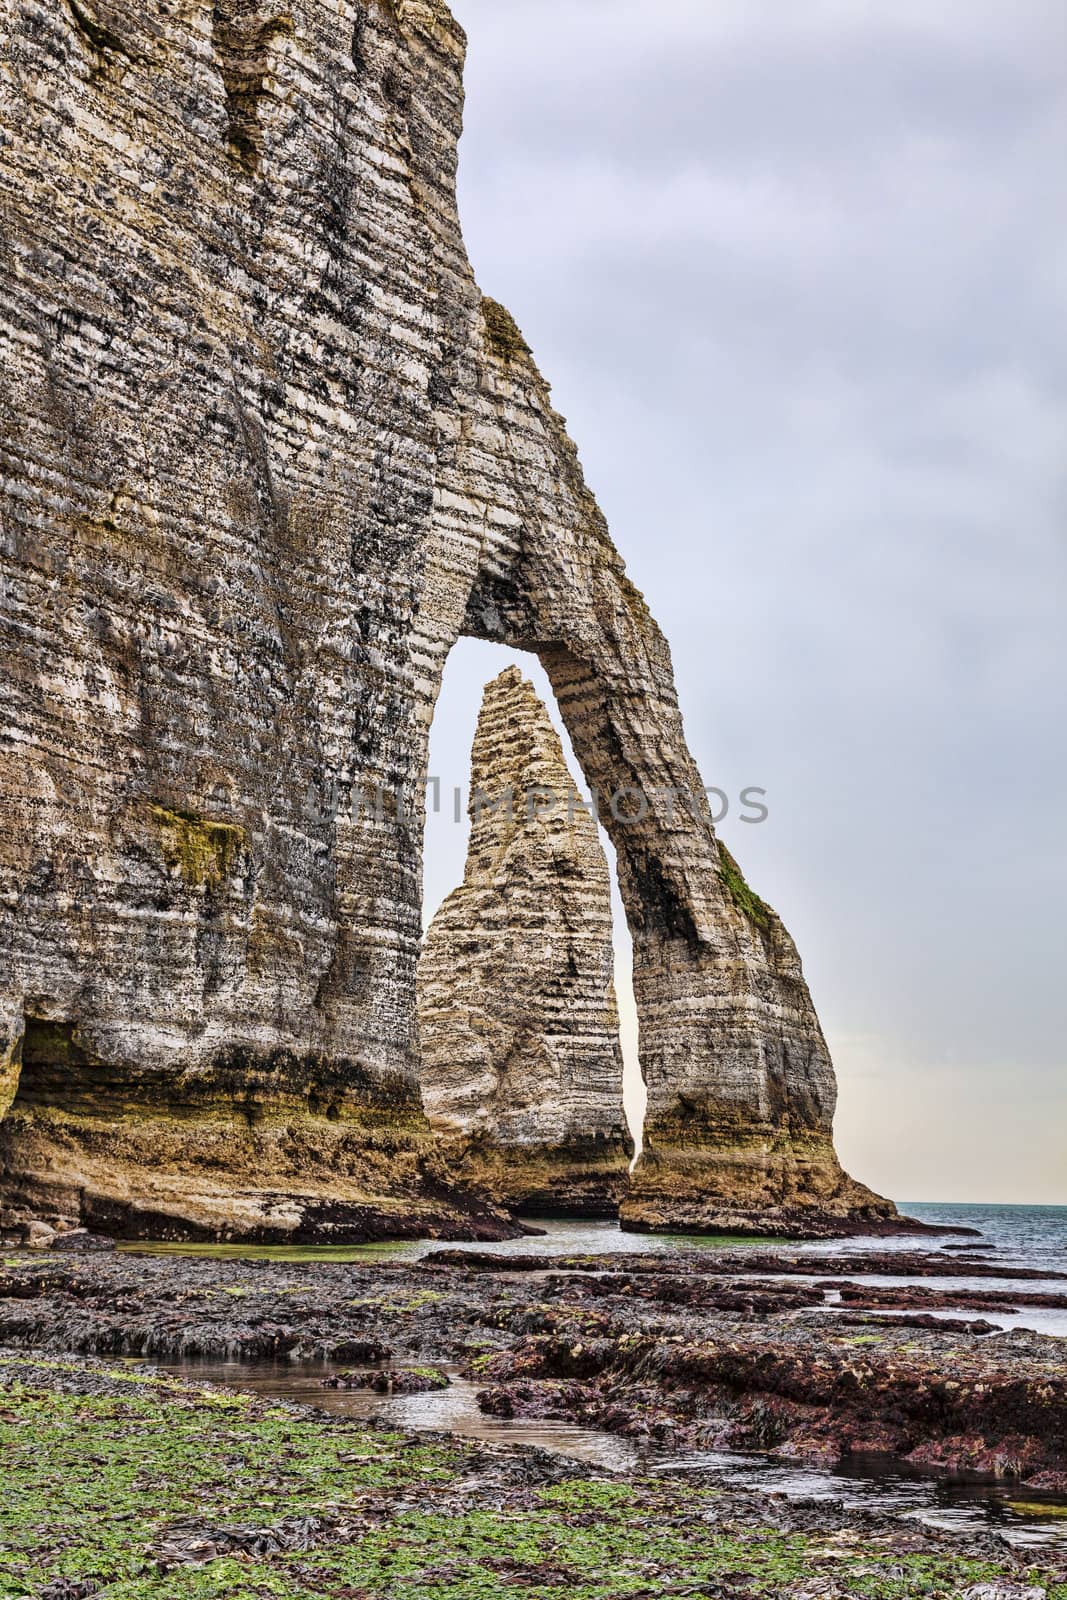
[418,669,633,1215]
[0,0,890,1236]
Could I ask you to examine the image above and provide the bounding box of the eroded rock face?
[418,669,632,1215]
[0,0,889,1236]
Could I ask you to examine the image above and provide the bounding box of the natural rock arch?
[0,0,888,1236]
[419,301,889,1233]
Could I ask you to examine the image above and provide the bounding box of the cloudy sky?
[424,0,1067,1206]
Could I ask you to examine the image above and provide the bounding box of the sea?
[436,1200,1067,1274]
[127,1201,1067,1315]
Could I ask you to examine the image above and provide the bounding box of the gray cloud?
[425,0,1067,1203]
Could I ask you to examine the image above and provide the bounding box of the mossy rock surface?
[717,842,772,933]
[482,297,532,365]
[151,805,247,889]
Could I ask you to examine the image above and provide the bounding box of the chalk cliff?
[418,669,632,1215]
[0,0,891,1238]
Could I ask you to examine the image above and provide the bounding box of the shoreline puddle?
[151,1355,1067,1551]
[153,1358,643,1472]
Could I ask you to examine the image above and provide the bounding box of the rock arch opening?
[419,638,643,1215]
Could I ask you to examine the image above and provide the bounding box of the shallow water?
[120,1221,765,1266]
[120,1239,428,1265]
[154,1356,1067,1552]
[121,1205,1067,1335]
[155,1358,642,1471]
[116,1207,1067,1550]
[656,1449,1067,1553]
[854,1302,1067,1337]
[768,1270,1067,1337]
[120,1201,1067,1270]
[805,1202,1067,1277]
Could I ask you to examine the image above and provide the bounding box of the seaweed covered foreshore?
[2,1348,1065,1600]
[2,1232,1067,1597]
[3,1242,1067,1484]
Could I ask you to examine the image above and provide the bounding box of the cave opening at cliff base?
[8,1019,99,1118]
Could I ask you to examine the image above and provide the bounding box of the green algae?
[656,1230,791,1248]
[716,841,773,934]
[1009,1500,1067,1517]
[0,1374,453,1596]
[1,1362,1063,1600]
[349,1288,446,1311]
[394,1365,450,1390]
[117,1239,424,1264]
[482,298,532,365]
[151,805,246,889]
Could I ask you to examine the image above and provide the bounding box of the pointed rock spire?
[418,668,634,1215]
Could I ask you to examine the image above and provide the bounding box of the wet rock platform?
[1,1347,1065,1598]
[2,1238,1066,1497]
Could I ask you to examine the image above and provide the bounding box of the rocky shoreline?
[3,1239,1066,1481]
[2,1236,1066,1593]
[4,1348,1064,1599]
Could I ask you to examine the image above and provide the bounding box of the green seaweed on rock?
[0,1357,1063,1600]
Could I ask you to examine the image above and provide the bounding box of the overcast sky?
[424,0,1067,1207]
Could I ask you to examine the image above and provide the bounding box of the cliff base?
[621,1122,897,1239]
[437,1133,634,1220]
[0,1031,521,1244]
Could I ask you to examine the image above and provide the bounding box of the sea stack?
[418,669,633,1215]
